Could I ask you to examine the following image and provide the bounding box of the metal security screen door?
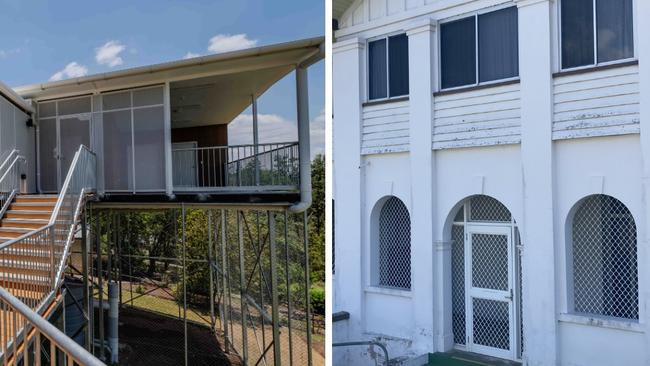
[466,225,516,359]
[39,115,91,192]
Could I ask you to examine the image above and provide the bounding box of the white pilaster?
[406,18,440,352]
[332,37,365,342]
[515,0,557,364]
[636,0,650,360]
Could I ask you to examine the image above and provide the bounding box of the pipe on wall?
[289,65,312,213]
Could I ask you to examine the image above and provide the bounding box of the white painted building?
[332,0,649,365]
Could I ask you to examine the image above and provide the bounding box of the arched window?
[570,195,638,320]
[376,196,411,290]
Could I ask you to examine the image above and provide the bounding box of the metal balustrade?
[172,142,300,190]
[0,145,102,365]
[0,150,25,218]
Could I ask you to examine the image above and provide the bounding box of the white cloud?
[228,110,326,159]
[0,48,21,59]
[207,34,258,54]
[49,62,88,81]
[183,52,201,60]
[95,40,126,67]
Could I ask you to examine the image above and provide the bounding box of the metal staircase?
[0,146,103,366]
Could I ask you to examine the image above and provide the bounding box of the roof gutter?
[0,80,34,114]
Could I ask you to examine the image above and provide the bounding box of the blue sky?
[0,0,325,156]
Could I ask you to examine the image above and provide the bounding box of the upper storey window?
[368,33,409,100]
[440,6,519,89]
[561,0,634,69]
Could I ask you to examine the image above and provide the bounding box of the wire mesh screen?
[451,224,465,345]
[471,234,508,291]
[378,197,411,289]
[74,208,321,366]
[571,194,638,320]
[472,298,510,350]
[469,196,511,222]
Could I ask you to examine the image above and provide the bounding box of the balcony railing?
[172,142,300,191]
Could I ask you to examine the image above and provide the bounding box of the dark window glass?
[479,7,519,82]
[596,0,634,63]
[369,39,387,100]
[441,17,476,89]
[561,0,595,68]
[388,34,409,97]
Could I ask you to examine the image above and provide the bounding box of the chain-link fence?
[66,206,323,366]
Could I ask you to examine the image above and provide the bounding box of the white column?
[406,19,440,352]
[515,0,556,364]
[636,0,650,359]
[332,38,365,341]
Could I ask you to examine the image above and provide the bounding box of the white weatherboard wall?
[553,65,640,140]
[362,100,410,154]
[334,0,650,365]
[433,83,521,149]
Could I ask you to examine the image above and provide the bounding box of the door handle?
[505,289,513,301]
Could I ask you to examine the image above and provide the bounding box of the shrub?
[310,286,325,315]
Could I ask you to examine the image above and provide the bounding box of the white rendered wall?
[334,0,647,365]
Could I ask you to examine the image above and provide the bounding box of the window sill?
[553,59,639,78]
[558,313,643,333]
[362,96,409,108]
[434,78,520,97]
[364,286,412,298]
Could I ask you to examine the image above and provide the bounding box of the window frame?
[564,194,639,323]
[438,4,520,92]
[558,0,636,73]
[366,31,409,102]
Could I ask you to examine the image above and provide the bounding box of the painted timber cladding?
[552,64,640,140]
[362,99,410,154]
[433,83,522,149]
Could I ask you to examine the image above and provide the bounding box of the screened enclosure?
[37,86,166,194]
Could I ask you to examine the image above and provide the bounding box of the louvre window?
[441,7,518,89]
[376,196,411,289]
[368,34,409,100]
[570,195,638,320]
[561,0,634,69]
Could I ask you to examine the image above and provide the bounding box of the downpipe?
[289,65,312,213]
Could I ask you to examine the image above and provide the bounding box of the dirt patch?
[118,307,242,366]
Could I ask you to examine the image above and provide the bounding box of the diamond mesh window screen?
[571,195,638,320]
[472,233,509,291]
[470,196,511,222]
[378,197,411,289]
[452,224,466,345]
[472,298,510,350]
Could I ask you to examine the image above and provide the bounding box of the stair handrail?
[48,145,96,287]
[0,145,98,364]
[0,150,26,218]
[0,287,105,366]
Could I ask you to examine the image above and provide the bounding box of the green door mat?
[428,352,519,366]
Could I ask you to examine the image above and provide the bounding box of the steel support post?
[303,211,313,366]
[208,209,216,332]
[97,211,105,361]
[220,209,230,350]
[284,211,293,365]
[82,207,91,351]
[238,211,249,364]
[252,95,260,186]
[182,204,188,366]
[268,212,282,366]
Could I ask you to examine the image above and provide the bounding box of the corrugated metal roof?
[15,36,324,101]
[0,80,33,113]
